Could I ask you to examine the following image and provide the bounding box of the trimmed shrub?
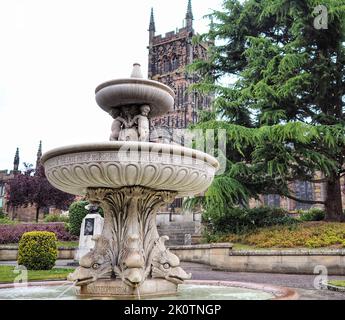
[0,223,77,244]
[69,201,89,236]
[299,208,325,221]
[0,208,4,219]
[204,206,296,235]
[18,231,58,270]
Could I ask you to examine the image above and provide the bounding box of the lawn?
[0,266,73,283]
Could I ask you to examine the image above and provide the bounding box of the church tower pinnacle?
[186,0,193,30]
[36,140,42,169]
[148,8,156,44]
[13,147,19,172]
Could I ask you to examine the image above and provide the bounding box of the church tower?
[147,0,212,131]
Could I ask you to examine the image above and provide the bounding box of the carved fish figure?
[151,236,191,284]
[119,235,146,288]
[68,235,113,286]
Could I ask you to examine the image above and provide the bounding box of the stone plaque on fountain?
[75,205,104,262]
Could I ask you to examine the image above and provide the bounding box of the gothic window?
[263,194,281,208]
[156,61,161,74]
[0,183,4,196]
[163,57,170,73]
[172,57,179,70]
[294,181,314,210]
[178,86,183,107]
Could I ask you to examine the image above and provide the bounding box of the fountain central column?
[69,186,191,297]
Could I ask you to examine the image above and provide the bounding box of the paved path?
[2,260,345,299]
[182,262,345,300]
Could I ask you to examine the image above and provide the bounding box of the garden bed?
[211,222,345,249]
[0,223,77,244]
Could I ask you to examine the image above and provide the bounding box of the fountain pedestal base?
[79,279,177,298]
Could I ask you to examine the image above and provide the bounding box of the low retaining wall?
[2,243,345,275]
[0,245,76,261]
[170,244,345,275]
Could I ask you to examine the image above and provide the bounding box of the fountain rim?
[41,141,220,170]
[0,280,298,300]
[95,78,175,97]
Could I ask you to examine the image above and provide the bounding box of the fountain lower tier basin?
[0,280,298,300]
[41,142,219,197]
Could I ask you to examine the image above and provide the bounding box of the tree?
[188,0,345,221]
[6,164,75,222]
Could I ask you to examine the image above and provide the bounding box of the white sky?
[0,0,223,171]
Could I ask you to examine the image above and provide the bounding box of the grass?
[328,280,345,288]
[0,265,73,283]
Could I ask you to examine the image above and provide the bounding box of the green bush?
[299,208,325,221]
[204,206,296,235]
[18,231,58,270]
[69,201,90,236]
[0,209,15,225]
[0,217,16,225]
[69,201,104,236]
[44,213,69,223]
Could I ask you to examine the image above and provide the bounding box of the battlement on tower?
[152,28,191,45]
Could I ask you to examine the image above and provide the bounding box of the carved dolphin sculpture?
[68,235,113,286]
[151,236,192,284]
[120,235,146,288]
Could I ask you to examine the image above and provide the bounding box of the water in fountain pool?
[0,284,274,300]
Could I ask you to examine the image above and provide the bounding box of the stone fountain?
[41,63,219,298]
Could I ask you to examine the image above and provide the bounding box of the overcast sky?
[0,0,223,171]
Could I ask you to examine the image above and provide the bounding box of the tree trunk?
[35,206,40,223]
[324,177,344,221]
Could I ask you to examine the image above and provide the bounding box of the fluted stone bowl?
[95,79,175,118]
[41,142,219,197]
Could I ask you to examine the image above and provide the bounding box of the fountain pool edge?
[0,280,298,300]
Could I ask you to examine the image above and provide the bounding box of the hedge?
[69,201,90,236]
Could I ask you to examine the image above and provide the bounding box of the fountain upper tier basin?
[95,78,175,118]
[42,141,219,197]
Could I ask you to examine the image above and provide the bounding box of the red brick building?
[0,142,59,222]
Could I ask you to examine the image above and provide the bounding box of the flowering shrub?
[0,223,77,244]
[218,222,345,248]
